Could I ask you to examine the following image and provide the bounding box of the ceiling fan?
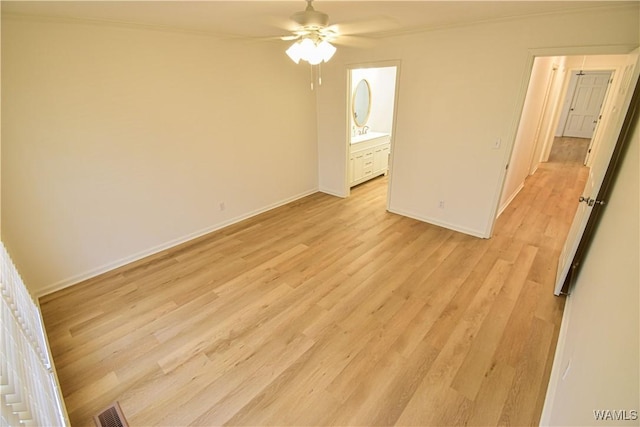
[278,0,391,65]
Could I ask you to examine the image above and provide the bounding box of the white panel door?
[563,72,612,138]
[555,52,639,295]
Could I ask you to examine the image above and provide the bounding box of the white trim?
[387,207,487,239]
[35,299,70,425]
[37,188,318,297]
[345,60,402,205]
[318,186,347,198]
[539,293,575,426]
[497,182,525,218]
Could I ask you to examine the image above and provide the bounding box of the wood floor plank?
[40,142,589,426]
[394,259,513,425]
[122,353,210,422]
[451,290,516,401]
[327,348,409,426]
[498,316,556,426]
[326,296,427,403]
[465,361,516,426]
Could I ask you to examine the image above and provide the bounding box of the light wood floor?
[41,158,588,426]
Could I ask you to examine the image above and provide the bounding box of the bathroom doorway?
[346,62,400,208]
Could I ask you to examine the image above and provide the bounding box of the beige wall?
[1,17,318,295]
[541,98,639,426]
[2,5,639,294]
[0,71,1,240]
[317,5,639,236]
[499,56,557,213]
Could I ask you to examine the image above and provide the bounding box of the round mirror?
[352,79,371,127]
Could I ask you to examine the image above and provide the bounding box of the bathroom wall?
[351,67,397,135]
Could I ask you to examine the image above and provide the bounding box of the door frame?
[344,60,401,211]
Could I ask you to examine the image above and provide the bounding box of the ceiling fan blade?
[264,15,299,32]
[329,17,399,36]
[332,35,376,49]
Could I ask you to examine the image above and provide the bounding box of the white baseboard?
[318,186,347,198]
[386,207,487,239]
[38,188,318,297]
[497,182,525,218]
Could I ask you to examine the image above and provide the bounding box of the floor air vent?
[93,402,129,427]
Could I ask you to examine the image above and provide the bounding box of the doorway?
[345,63,400,207]
[554,69,614,166]
[498,54,628,218]
[495,49,639,295]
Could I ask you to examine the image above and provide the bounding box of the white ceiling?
[1,1,635,41]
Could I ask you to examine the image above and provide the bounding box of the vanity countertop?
[351,131,390,144]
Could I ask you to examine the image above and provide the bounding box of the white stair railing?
[0,242,68,426]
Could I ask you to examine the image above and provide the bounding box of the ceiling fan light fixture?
[285,37,336,65]
[305,39,324,65]
[317,40,336,62]
[285,42,303,64]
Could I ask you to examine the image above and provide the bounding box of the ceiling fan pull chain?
[310,64,314,90]
[318,63,322,86]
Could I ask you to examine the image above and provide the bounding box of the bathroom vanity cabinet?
[349,133,390,187]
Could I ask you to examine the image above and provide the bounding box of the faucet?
[363,126,369,134]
